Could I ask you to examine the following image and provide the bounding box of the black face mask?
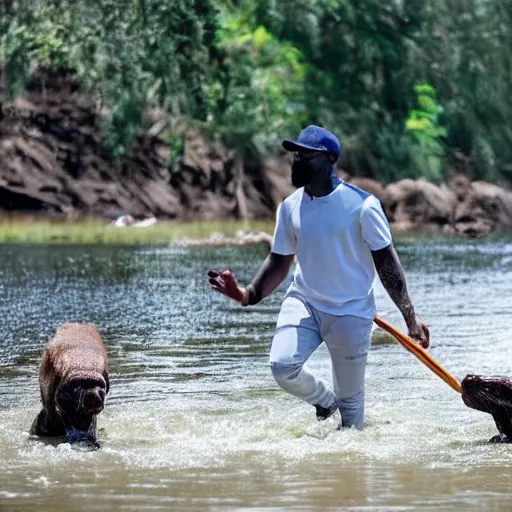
[291,154,335,194]
[291,157,314,188]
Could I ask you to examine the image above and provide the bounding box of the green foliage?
[406,83,447,182]
[165,133,186,171]
[1,0,218,160]
[2,19,32,99]
[206,12,307,156]
[2,0,512,184]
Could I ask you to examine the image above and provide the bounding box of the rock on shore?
[378,174,512,238]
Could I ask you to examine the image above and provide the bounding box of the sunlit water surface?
[1,238,512,511]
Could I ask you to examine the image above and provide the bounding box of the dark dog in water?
[30,323,109,449]
[462,375,512,444]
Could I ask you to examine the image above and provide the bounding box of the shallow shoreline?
[0,215,508,246]
[0,217,275,246]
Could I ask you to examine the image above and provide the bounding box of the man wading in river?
[208,125,430,429]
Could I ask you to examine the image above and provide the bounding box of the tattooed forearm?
[246,252,295,305]
[371,245,416,325]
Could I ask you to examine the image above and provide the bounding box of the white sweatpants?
[269,293,373,429]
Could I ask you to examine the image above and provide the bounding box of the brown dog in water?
[30,323,109,449]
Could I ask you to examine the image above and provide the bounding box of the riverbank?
[0,216,274,246]
[0,214,507,247]
[2,68,512,240]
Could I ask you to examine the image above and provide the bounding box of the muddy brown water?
[1,239,512,511]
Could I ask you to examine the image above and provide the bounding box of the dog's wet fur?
[461,375,512,443]
[30,323,109,449]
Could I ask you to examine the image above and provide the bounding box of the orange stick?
[374,316,462,394]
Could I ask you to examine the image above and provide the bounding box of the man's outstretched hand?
[208,270,248,304]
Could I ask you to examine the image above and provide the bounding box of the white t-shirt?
[272,181,392,319]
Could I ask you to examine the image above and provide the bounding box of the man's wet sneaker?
[315,403,338,421]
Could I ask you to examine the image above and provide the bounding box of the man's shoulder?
[339,182,384,209]
[282,188,303,208]
[340,182,374,202]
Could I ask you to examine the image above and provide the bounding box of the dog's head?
[462,375,512,415]
[56,374,108,433]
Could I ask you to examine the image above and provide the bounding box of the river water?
[1,238,512,511]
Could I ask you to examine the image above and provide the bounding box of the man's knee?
[270,360,303,385]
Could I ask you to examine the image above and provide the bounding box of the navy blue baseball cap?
[282,125,341,161]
